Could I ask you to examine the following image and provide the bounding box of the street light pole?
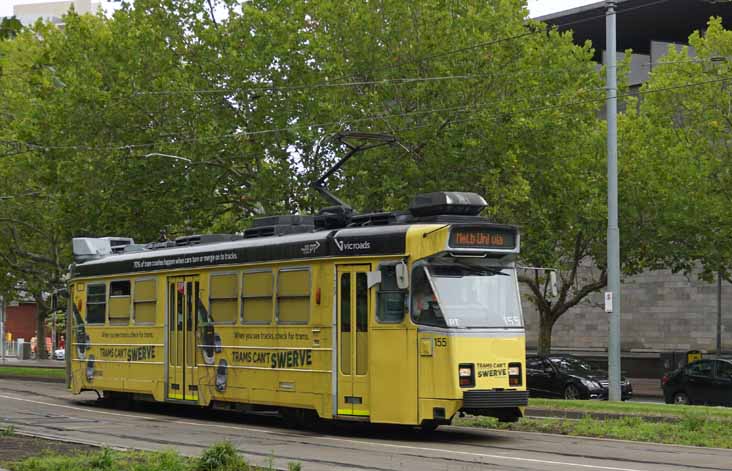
[0,295,5,364]
[718,271,723,358]
[606,1,622,401]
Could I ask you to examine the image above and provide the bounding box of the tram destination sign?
[449,226,517,250]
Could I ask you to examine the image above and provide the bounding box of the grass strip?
[0,367,66,380]
[457,414,732,448]
[5,441,302,471]
[528,398,732,420]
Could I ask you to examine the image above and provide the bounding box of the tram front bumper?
[461,389,528,422]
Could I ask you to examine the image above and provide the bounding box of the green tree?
[0,0,699,356]
[270,0,622,353]
[0,16,22,40]
[0,3,253,356]
[622,18,732,290]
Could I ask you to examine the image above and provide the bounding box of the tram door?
[167,276,199,401]
[337,265,371,417]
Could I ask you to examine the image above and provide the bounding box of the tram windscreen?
[411,263,522,329]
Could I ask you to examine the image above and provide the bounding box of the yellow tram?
[67,192,527,429]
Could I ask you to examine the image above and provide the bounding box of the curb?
[0,375,65,383]
[526,407,677,423]
[0,362,65,369]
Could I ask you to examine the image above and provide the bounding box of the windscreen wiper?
[451,263,509,276]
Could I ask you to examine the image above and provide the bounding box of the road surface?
[0,379,728,471]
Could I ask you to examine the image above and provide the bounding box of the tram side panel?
[69,277,166,401]
[196,263,333,418]
[367,260,418,425]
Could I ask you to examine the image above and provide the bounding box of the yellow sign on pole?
[687,350,702,364]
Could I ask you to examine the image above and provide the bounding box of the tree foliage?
[3,1,722,354]
[622,18,732,284]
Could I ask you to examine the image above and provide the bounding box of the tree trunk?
[35,302,48,360]
[537,314,555,355]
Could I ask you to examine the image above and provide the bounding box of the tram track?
[71,396,729,471]
[0,381,729,471]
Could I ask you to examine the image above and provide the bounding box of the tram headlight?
[508,362,522,386]
[458,363,475,388]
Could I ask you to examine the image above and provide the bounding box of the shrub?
[194,442,249,471]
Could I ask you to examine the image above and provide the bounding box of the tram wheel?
[100,391,133,410]
[419,420,439,433]
[281,408,318,430]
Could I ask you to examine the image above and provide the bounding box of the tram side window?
[86,283,106,324]
[134,278,157,324]
[242,270,273,324]
[377,264,406,323]
[277,268,310,324]
[210,273,238,324]
[108,280,131,325]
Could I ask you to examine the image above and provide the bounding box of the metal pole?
[606,1,622,401]
[0,295,5,363]
[52,309,56,352]
[718,271,723,358]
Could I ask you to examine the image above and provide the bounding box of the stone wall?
[523,269,732,353]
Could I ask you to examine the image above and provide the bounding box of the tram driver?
[412,267,446,327]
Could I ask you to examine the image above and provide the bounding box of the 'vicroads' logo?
[333,238,371,252]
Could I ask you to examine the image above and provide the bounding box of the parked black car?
[662,359,732,406]
[527,355,633,400]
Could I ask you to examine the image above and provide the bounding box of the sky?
[1,0,598,20]
[0,0,121,19]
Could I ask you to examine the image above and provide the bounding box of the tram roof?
[72,224,406,278]
[72,220,518,278]
[71,191,522,278]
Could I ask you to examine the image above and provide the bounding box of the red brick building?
[4,302,37,341]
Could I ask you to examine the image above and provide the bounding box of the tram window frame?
[209,271,239,325]
[276,267,311,325]
[241,269,274,325]
[86,282,107,325]
[133,277,157,325]
[108,279,131,325]
[376,262,407,324]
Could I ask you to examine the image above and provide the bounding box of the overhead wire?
[127,56,607,99]
[4,73,730,158]
[420,74,732,132]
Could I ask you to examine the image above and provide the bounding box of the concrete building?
[523,0,732,370]
[13,0,102,27]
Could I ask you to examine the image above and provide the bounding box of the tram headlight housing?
[508,362,522,386]
[458,363,475,388]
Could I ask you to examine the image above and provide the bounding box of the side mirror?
[395,261,409,290]
[544,366,554,375]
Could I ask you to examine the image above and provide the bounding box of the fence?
[2,340,22,358]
